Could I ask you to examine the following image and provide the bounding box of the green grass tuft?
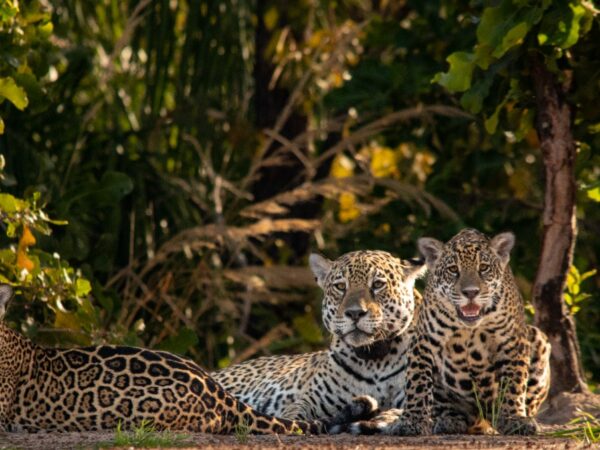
[545,413,600,444]
[100,420,190,448]
[472,375,511,429]
[234,419,251,444]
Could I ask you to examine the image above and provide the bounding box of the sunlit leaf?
[75,278,92,297]
[493,22,529,58]
[0,77,28,110]
[370,146,398,178]
[580,269,597,282]
[330,155,354,178]
[338,192,360,222]
[477,2,545,60]
[0,193,27,213]
[587,187,600,202]
[538,2,587,49]
[432,52,475,93]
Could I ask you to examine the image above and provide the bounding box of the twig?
[231,323,293,364]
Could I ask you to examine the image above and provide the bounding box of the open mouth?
[456,303,482,323]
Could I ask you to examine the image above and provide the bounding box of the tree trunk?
[529,54,588,398]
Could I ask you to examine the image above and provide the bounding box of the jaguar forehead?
[331,251,399,282]
[444,241,489,266]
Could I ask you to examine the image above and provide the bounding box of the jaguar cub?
[213,250,425,420]
[351,229,550,436]
[0,285,375,434]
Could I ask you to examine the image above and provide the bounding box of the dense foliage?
[0,0,598,382]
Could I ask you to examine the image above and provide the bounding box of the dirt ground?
[1,393,599,450]
[0,432,589,450]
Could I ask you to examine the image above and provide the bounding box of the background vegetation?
[0,0,598,385]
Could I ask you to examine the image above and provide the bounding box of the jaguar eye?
[447,266,459,275]
[334,282,346,292]
[372,280,385,290]
[479,264,490,273]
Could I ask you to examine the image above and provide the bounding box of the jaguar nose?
[345,308,368,321]
[461,287,480,300]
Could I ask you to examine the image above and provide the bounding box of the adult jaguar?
[346,229,550,436]
[213,250,425,420]
[0,285,376,433]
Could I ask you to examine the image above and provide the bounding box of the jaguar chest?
[328,350,409,409]
[435,329,497,396]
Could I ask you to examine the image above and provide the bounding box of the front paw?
[346,408,404,435]
[497,416,538,435]
[433,415,468,435]
[386,413,432,436]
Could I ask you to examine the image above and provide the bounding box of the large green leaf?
[432,52,475,93]
[0,77,28,110]
[460,67,498,114]
[476,1,547,60]
[538,2,587,49]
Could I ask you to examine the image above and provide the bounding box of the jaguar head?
[310,250,425,348]
[418,228,514,327]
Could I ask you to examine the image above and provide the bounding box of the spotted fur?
[213,251,425,420]
[0,285,376,434]
[348,229,550,436]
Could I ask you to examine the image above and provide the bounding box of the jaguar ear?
[309,253,332,289]
[418,237,444,270]
[403,257,427,281]
[0,284,14,320]
[490,232,515,267]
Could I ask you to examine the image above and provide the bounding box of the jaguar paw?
[497,415,538,435]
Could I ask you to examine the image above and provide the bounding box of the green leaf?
[476,2,546,60]
[484,97,508,134]
[587,187,600,202]
[432,52,475,93]
[588,122,600,134]
[95,171,134,203]
[0,117,4,134]
[0,77,29,110]
[580,269,597,282]
[0,193,27,213]
[460,69,496,114]
[157,328,199,355]
[493,22,529,58]
[473,44,495,70]
[538,3,586,49]
[512,108,535,142]
[75,278,92,297]
[13,73,44,106]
